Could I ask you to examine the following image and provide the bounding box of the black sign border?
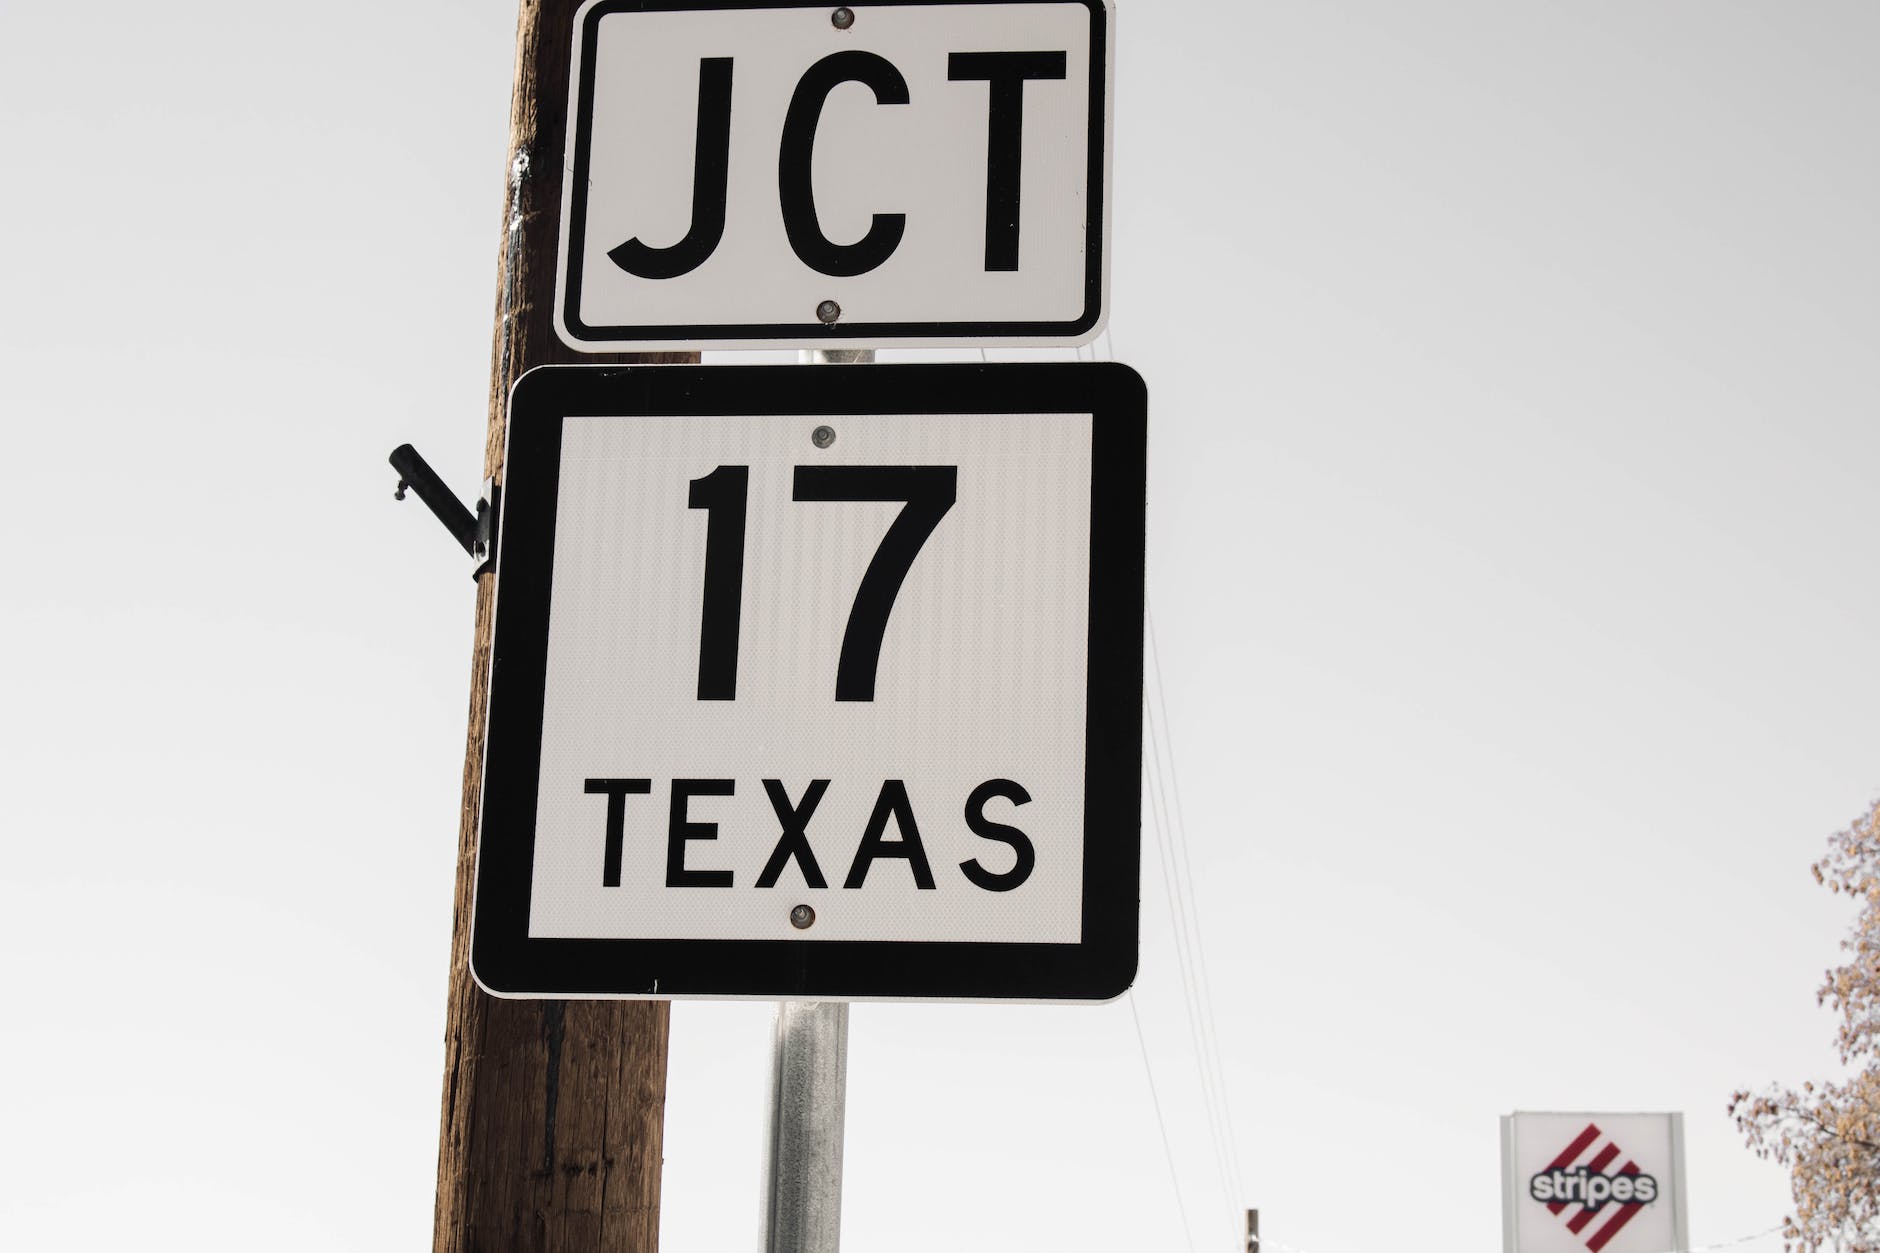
[473,362,1145,999]
[558,0,1110,348]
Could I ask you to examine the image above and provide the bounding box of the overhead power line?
[1128,987,1201,1253]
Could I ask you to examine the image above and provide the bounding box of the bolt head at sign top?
[554,0,1113,351]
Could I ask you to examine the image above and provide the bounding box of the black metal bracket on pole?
[389,444,499,580]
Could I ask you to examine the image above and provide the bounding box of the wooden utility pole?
[433,3,695,1250]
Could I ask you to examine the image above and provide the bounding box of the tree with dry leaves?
[1731,798,1880,1250]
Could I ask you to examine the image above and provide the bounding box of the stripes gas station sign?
[1502,1113,1688,1253]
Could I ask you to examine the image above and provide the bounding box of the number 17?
[688,464,958,703]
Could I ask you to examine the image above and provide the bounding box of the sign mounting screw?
[811,425,837,449]
[816,299,842,324]
[790,904,816,929]
[831,7,854,30]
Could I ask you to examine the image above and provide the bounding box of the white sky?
[3,2,1877,1252]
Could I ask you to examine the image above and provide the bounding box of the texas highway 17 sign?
[554,0,1112,350]
[471,363,1145,999]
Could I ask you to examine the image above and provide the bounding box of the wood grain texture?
[436,3,695,1250]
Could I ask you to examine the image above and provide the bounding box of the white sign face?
[537,409,1091,944]
[554,0,1111,350]
[1502,1113,1688,1253]
[473,364,1145,1000]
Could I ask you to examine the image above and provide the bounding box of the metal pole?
[761,1002,850,1253]
[760,344,872,1253]
[1247,1209,1260,1253]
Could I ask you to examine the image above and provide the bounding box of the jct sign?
[554,0,1112,350]
[1502,1113,1688,1253]
[472,363,1145,999]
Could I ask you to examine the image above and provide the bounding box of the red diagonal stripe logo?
[1533,1126,1659,1253]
